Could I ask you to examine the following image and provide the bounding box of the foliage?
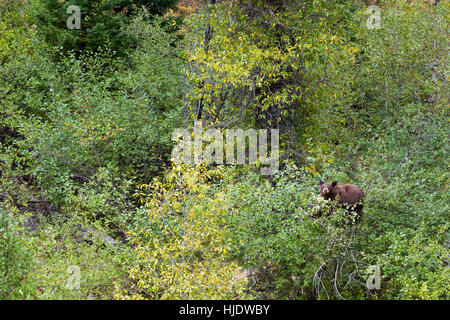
[32,0,180,54]
[184,0,361,161]
[1,17,185,211]
[0,0,448,300]
[115,165,249,299]
[223,164,369,299]
[25,212,135,299]
[0,204,35,299]
[0,0,35,64]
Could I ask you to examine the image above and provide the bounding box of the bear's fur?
[319,180,365,219]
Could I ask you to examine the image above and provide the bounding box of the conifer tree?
[33,0,179,54]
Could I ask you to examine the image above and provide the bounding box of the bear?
[319,180,365,220]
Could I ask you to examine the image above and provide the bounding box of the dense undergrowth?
[0,0,448,299]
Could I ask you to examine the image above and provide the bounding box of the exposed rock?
[79,226,117,247]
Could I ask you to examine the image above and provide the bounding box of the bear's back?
[336,184,365,205]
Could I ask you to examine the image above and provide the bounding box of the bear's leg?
[355,203,363,217]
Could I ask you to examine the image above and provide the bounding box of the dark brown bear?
[319,180,365,219]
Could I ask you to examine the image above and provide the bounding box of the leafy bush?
[115,165,249,299]
[184,0,361,157]
[223,155,448,300]
[0,0,34,64]
[223,164,371,299]
[2,16,185,209]
[26,214,135,300]
[0,205,35,299]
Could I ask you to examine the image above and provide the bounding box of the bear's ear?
[319,179,324,186]
[331,181,338,187]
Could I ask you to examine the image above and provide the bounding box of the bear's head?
[319,180,338,201]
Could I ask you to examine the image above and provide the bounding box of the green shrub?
[0,206,35,299]
[2,16,185,210]
[224,164,370,299]
[27,215,136,300]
